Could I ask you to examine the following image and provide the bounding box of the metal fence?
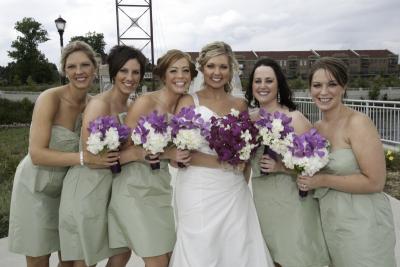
[294,97,400,146]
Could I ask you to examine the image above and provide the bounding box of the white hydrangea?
[103,127,120,151]
[173,128,203,150]
[241,129,252,142]
[86,132,104,154]
[282,147,330,176]
[143,131,170,154]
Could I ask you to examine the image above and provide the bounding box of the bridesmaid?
[298,57,396,266]
[8,41,117,267]
[245,58,330,267]
[107,49,196,267]
[58,45,146,267]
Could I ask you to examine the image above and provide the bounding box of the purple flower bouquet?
[206,109,259,167]
[86,115,131,173]
[282,128,330,198]
[170,106,210,168]
[131,111,171,170]
[254,109,294,175]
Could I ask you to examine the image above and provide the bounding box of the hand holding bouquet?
[254,109,294,174]
[170,106,210,168]
[207,109,259,169]
[282,128,330,198]
[86,115,131,173]
[131,111,171,170]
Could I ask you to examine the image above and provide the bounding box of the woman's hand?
[162,147,191,167]
[297,174,324,191]
[84,150,120,167]
[144,153,161,165]
[259,154,284,173]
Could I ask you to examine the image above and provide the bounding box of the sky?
[0,0,399,68]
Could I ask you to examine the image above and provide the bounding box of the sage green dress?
[8,123,80,257]
[58,114,128,266]
[251,146,330,267]
[314,148,396,267]
[107,159,176,257]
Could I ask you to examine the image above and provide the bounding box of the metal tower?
[115,0,155,70]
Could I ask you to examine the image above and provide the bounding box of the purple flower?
[170,106,210,138]
[206,110,259,166]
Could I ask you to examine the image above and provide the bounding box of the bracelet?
[79,151,84,166]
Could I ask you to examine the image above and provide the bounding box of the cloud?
[0,0,399,66]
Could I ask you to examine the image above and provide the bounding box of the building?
[186,49,399,79]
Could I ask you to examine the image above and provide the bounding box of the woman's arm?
[29,90,82,167]
[298,112,386,193]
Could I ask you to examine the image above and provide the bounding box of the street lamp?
[55,16,66,84]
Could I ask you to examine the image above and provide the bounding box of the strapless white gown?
[169,104,274,267]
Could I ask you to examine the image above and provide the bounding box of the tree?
[7,17,58,84]
[70,32,106,60]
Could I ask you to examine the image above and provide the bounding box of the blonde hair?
[60,40,97,75]
[197,41,239,92]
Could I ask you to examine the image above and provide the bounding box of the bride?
[169,41,274,267]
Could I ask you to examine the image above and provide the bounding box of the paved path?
[0,237,144,267]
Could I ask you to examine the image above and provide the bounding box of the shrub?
[0,98,34,124]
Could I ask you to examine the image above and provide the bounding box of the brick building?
[186,49,399,79]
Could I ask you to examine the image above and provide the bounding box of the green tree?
[7,17,58,84]
[70,31,106,59]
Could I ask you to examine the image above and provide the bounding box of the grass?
[0,127,399,238]
[0,127,29,238]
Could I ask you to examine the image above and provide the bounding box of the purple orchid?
[206,110,259,166]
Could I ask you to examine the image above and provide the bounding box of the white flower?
[86,132,104,154]
[230,108,240,117]
[173,129,202,150]
[271,119,284,138]
[143,131,170,154]
[241,129,252,142]
[104,127,120,151]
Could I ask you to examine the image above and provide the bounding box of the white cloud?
[0,0,399,67]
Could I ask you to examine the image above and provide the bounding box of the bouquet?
[206,109,259,167]
[86,115,131,173]
[131,111,171,170]
[254,109,294,174]
[170,106,210,168]
[282,128,330,198]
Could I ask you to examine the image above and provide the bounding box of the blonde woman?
[169,41,274,267]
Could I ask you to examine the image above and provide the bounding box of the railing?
[294,97,400,146]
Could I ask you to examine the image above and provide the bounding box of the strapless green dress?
[8,123,80,257]
[251,146,330,267]
[58,114,128,265]
[107,158,176,257]
[314,149,396,267]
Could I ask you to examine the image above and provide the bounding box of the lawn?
[0,127,399,238]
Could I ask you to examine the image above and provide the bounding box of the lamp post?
[55,16,66,84]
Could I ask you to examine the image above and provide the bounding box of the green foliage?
[0,98,34,124]
[6,17,58,85]
[0,127,29,238]
[70,31,106,59]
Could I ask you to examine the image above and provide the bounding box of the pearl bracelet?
[79,151,84,166]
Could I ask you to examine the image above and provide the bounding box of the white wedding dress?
[169,93,274,267]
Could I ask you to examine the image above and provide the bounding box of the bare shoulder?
[128,93,155,115]
[347,109,375,132]
[230,95,248,112]
[36,86,63,105]
[175,94,195,113]
[288,110,312,134]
